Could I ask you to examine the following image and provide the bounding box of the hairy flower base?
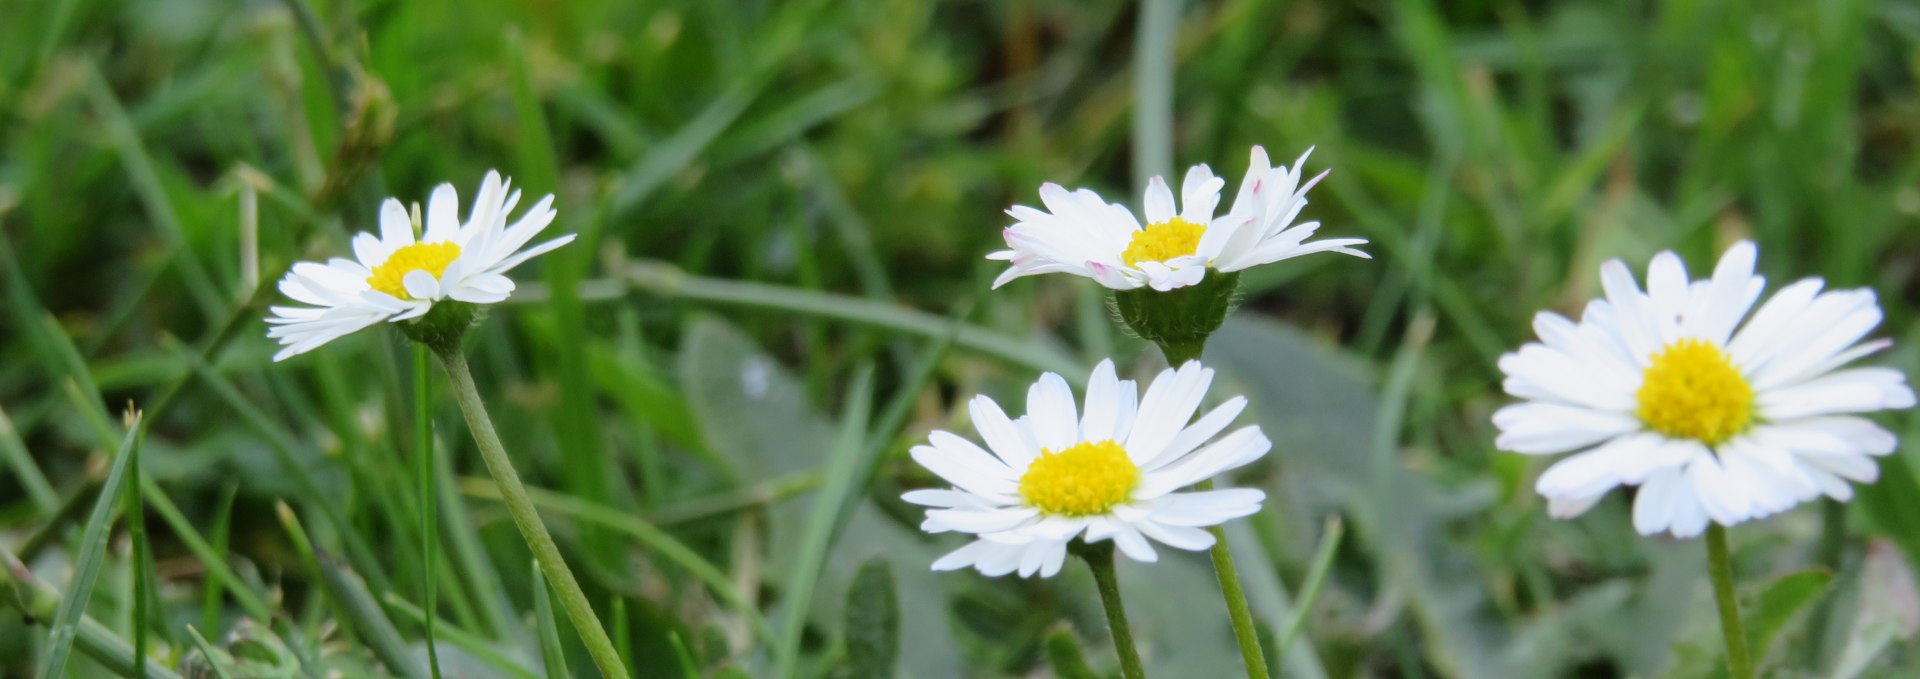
[1112,271,1240,360]
[396,300,482,352]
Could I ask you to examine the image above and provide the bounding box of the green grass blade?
[457,476,778,644]
[1276,515,1345,660]
[773,364,874,677]
[183,626,235,679]
[666,632,700,679]
[38,412,143,679]
[142,479,273,621]
[531,563,573,679]
[199,482,239,633]
[0,403,58,514]
[277,502,428,679]
[413,344,443,679]
[81,61,225,321]
[613,261,1084,378]
[433,428,514,639]
[125,432,149,679]
[381,594,540,679]
[163,335,394,592]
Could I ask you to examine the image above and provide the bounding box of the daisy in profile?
[905,359,1270,578]
[1495,241,1914,537]
[989,146,1369,292]
[266,171,573,360]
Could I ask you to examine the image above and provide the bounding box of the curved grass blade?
[183,626,235,679]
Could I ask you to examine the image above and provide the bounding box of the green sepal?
[394,301,483,354]
[1111,271,1240,364]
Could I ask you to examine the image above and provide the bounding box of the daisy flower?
[905,359,1271,578]
[990,146,1369,292]
[1495,241,1915,537]
[266,171,574,360]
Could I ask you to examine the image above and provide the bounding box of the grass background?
[3,0,1920,676]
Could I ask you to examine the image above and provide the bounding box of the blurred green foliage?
[3,0,1920,676]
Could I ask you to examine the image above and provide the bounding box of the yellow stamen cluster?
[367,241,462,299]
[1019,440,1139,516]
[1635,339,1755,445]
[1121,217,1207,267]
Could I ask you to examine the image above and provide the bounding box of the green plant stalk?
[1195,479,1267,679]
[1157,340,1268,679]
[1707,524,1755,679]
[434,348,630,679]
[414,345,443,679]
[1080,541,1146,679]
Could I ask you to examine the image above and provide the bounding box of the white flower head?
[905,359,1271,578]
[266,171,574,360]
[990,146,1370,292]
[1496,241,1916,538]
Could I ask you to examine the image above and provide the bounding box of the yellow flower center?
[1121,217,1207,267]
[1635,339,1754,445]
[366,241,462,299]
[1018,440,1139,516]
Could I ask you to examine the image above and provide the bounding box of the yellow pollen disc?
[1121,217,1207,267]
[366,241,462,299]
[1019,440,1139,516]
[1635,338,1754,445]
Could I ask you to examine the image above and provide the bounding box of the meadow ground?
[3,0,1920,677]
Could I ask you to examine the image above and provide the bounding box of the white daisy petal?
[1136,520,1216,551]
[1143,176,1177,224]
[905,359,1264,578]
[1080,359,1121,443]
[266,171,570,361]
[379,198,414,247]
[424,182,460,242]
[1499,240,1912,538]
[991,145,1364,291]
[1028,372,1080,452]
[402,270,441,301]
[1146,489,1265,526]
[1126,362,1213,463]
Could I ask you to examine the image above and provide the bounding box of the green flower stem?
[434,348,629,679]
[1707,524,1754,679]
[413,345,443,679]
[1079,541,1146,679]
[1195,480,1268,679]
[1155,338,1268,679]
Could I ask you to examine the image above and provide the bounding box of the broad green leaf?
[1043,626,1099,679]
[1745,569,1833,663]
[843,557,901,679]
[678,316,961,677]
